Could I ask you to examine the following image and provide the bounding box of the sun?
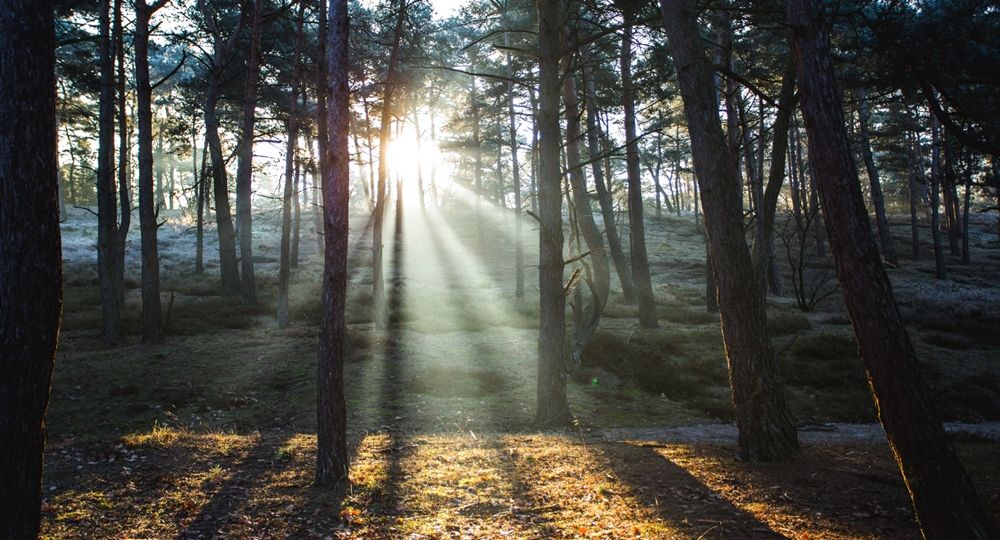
[386,127,451,207]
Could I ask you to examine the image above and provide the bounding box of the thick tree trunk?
[583,59,636,304]
[621,17,657,328]
[788,3,994,537]
[857,89,897,266]
[535,0,570,427]
[135,0,165,343]
[0,3,61,536]
[660,0,798,461]
[317,0,349,488]
[97,0,121,343]
[236,0,264,304]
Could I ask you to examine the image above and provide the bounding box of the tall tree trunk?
[236,0,264,304]
[788,3,994,537]
[621,15,657,328]
[134,0,166,343]
[277,1,305,329]
[529,87,539,216]
[535,0,570,427]
[583,58,637,304]
[317,0,349,489]
[961,167,972,266]
[857,89,897,266]
[660,0,798,461]
[202,5,242,296]
[930,114,947,279]
[505,35,525,299]
[372,0,406,329]
[752,60,796,294]
[97,0,121,343]
[0,2,60,536]
[563,32,610,364]
[196,134,208,274]
[114,0,129,309]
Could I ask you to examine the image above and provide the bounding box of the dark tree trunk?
[373,0,406,329]
[196,133,208,274]
[236,0,264,304]
[660,0,798,461]
[317,0,349,488]
[135,0,165,343]
[621,16,657,328]
[563,32,610,364]
[529,87,539,216]
[202,5,242,296]
[583,58,637,304]
[752,60,796,294]
[535,0,570,427]
[788,3,994,537]
[961,168,972,266]
[292,134,302,268]
[0,3,60,536]
[113,0,129,309]
[97,0,121,343]
[857,89,897,266]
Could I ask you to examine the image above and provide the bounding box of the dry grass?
[41,430,1000,539]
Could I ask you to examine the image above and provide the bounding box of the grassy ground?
[42,203,1000,537]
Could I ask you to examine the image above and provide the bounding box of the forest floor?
[41,198,1000,538]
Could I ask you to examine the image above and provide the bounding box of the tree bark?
[135,0,166,343]
[97,0,121,343]
[202,2,242,296]
[788,3,994,537]
[563,35,610,365]
[0,3,60,536]
[660,0,798,461]
[114,0,129,309]
[236,0,264,304]
[317,0,349,488]
[535,0,570,427]
[856,89,898,266]
[583,58,636,304]
[621,15,657,328]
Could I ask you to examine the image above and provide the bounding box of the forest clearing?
[39,202,1000,538]
[3,0,1000,538]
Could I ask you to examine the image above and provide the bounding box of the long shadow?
[592,442,784,538]
[174,435,282,539]
[369,190,412,523]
